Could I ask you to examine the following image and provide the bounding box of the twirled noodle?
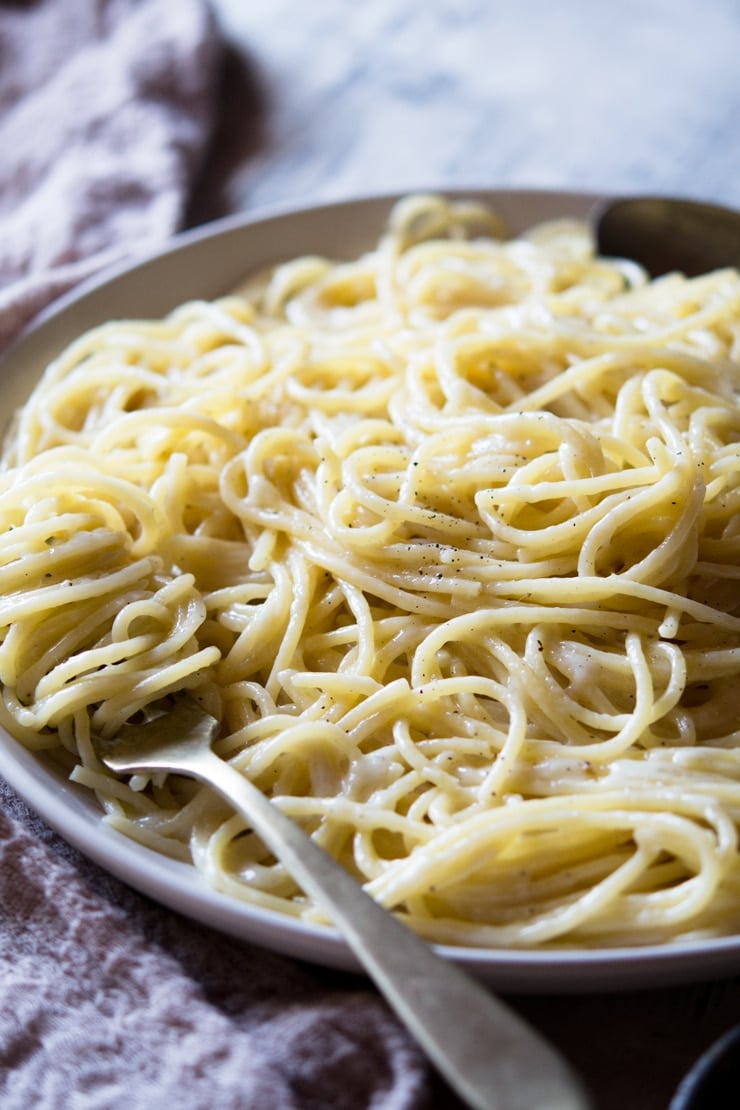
[2,193,740,948]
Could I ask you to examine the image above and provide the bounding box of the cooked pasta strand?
[1,193,740,949]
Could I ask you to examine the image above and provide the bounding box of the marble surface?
[201,0,740,224]
[193,3,740,1109]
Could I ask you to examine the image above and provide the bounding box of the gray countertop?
[203,0,740,223]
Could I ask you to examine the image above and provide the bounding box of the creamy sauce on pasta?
[1,193,739,949]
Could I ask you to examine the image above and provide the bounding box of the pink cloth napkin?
[0,0,214,349]
[0,3,430,1106]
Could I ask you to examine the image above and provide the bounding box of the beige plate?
[2,188,740,992]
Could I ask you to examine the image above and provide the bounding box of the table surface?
[202,0,740,225]
[198,2,740,1108]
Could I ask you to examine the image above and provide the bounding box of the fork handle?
[194,749,591,1110]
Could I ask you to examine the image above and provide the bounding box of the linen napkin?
[0,3,431,1106]
[0,0,214,349]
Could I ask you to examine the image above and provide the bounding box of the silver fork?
[96,695,592,1110]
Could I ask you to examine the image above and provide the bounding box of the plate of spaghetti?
[1,189,739,991]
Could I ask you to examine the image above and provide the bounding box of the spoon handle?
[594,195,740,277]
[192,747,591,1110]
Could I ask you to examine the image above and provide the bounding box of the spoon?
[96,696,592,1110]
[593,195,740,277]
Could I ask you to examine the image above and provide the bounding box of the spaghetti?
[1,193,739,948]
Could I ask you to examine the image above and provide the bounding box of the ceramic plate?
[3,188,740,993]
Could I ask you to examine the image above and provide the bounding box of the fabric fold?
[0,0,220,350]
